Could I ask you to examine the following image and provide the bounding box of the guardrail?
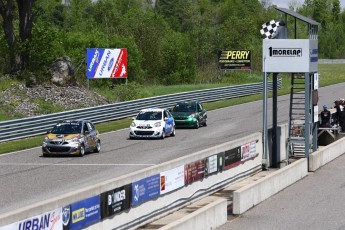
[0,79,282,142]
[318,59,345,64]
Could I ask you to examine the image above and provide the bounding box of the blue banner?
[132,174,160,206]
[64,195,100,230]
[87,48,105,78]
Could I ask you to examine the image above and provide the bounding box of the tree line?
[0,0,344,87]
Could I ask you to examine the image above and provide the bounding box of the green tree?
[119,8,169,84]
[311,0,331,27]
[0,0,34,74]
[160,31,196,85]
[331,0,340,21]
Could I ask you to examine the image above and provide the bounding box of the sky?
[271,0,345,9]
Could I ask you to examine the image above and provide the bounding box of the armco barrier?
[0,133,262,230]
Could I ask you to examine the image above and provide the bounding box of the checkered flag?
[260,20,280,39]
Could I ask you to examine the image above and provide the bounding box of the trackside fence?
[0,79,282,142]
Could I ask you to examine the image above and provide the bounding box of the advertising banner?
[131,174,160,206]
[217,152,225,172]
[184,159,205,185]
[205,154,218,177]
[63,195,100,230]
[224,147,241,170]
[160,165,185,195]
[314,72,319,90]
[0,208,62,230]
[218,50,251,70]
[314,105,319,122]
[86,48,128,78]
[241,141,257,161]
[101,184,132,218]
[262,39,318,73]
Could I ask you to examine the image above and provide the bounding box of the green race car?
[170,101,207,128]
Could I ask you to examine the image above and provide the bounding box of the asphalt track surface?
[218,150,345,230]
[0,82,344,216]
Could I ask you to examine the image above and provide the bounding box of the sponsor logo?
[108,58,114,71]
[269,47,302,57]
[72,208,85,223]
[88,49,100,72]
[18,211,61,230]
[99,50,111,77]
[18,215,51,230]
[134,184,140,202]
[310,49,318,55]
[62,206,71,226]
[108,190,126,205]
[310,57,318,62]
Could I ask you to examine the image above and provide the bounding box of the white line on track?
[0,163,155,166]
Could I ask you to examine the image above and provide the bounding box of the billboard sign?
[64,195,100,230]
[205,154,218,177]
[263,39,318,73]
[101,184,132,218]
[160,165,185,194]
[218,50,251,70]
[241,141,257,161]
[131,174,160,206]
[0,208,62,230]
[87,48,127,78]
[184,159,205,185]
[224,147,242,170]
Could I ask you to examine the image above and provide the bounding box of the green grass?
[0,78,18,91]
[0,63,345,155]
[34,99,65,114]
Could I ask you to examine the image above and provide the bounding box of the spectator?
[332,100,340,126]
[339,99,345,132]
[320,105,331,128]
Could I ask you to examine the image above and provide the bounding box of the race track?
[0,82,344,215]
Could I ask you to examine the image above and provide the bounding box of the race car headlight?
[71,136,82,143]
[189,114,196,119]
[131,122,136,127]
[154,121,162,127]
[44,136,49,141]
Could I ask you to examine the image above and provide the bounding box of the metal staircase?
[287,74,311,157]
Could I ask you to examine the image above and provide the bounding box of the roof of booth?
[275,7,320,26]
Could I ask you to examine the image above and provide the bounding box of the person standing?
[332,100,340,126]
[320,105,331,128]
[339,99,345,132]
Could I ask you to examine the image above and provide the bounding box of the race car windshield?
[172,103,195,112]
[51,123,82,134]
[136,111,162,120]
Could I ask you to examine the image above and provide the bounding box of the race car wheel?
[203,120,207,127]
[171,127,176,137]
[79,145,85,157]
[94,140,101,153]
[195,120,199,129]
[161,129,166,139]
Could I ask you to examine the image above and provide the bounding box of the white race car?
[129,108,176,139]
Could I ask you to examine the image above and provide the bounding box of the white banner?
[0,208,62,230]
[160,165,185,195]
